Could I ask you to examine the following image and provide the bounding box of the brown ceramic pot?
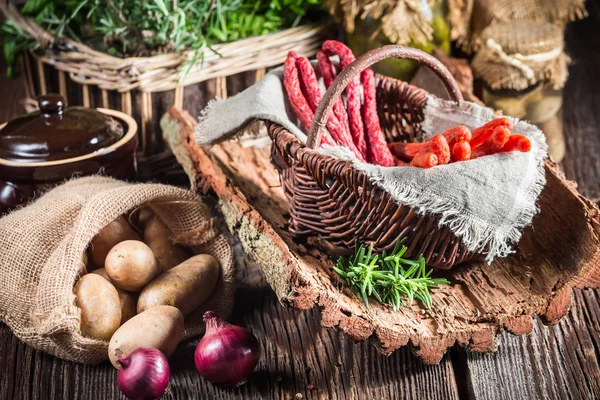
[0,94,138,214]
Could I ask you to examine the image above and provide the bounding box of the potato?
[89,216,140,267]
[105,240,160,292]
[137,254,220,316]
[137,206,154,227]
[144,216,191,272]
[118,292,138,325]
[74,274,121,341]
[108,305,184,368]
[90,267,110,280]
[90,268,138,325]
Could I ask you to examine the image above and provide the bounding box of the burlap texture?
[450,0,587,52]
[0,176,235,364]
[471,21,569,90]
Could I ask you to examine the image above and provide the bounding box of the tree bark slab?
[162,107,600,365]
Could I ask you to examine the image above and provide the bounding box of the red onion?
[195,311,261,386]
[117,347,170,400]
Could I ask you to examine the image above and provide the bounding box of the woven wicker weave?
[0,0,329,155]
[269,46,476,269]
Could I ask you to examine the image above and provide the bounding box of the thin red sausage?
[316,51,351,137]
[322,41,367,158]
[283,53,334,146]
[296,56,363,159]
[361,68,394,166]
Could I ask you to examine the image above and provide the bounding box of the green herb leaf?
[22,0,47,14]
[334,240,450,311]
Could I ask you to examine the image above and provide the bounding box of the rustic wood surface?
[161,99,600,362]
[2,5,600,400]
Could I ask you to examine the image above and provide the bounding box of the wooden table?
[2,5,600,399]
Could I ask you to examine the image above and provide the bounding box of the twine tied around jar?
[471,21,569,90]
[484,37,564,84]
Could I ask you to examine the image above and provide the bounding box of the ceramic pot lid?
[0,94,124,162]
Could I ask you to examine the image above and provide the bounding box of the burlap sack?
[0,176,235,364]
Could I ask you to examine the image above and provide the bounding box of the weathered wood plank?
[460,289,600,400]
[561,61,600,203]
[561,1,600,203]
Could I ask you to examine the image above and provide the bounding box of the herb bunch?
[333,240,450,311]
[1,0,323,77]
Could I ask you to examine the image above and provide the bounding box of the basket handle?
[307,45,463,149]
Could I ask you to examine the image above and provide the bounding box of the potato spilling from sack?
[89,216,141,268]
[72,206,222,366]
[91,268,138,325]
[105,240,160,292]
[74,274,121,341]
[143,216,191,272]
[137,254,220,316]
[108,305,184,368]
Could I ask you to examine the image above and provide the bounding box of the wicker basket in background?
[1,1,330,156]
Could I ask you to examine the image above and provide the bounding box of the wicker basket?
[0,0,329,155]
[269,46,476,269]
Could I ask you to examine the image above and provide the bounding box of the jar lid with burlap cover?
[448,0,586,51]
[471,20,568,91]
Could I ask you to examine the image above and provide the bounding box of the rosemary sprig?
[333,240,450,311]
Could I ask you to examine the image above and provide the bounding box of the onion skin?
[194,311,261,386]
[117,347,170,400]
